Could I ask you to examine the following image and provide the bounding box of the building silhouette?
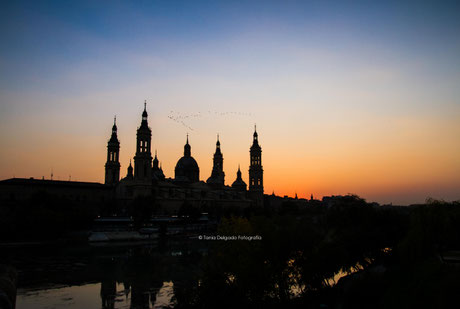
[0,102,265,212]
[231,165,247,191]
[104,116,120,185]
[174,135,200,183]
[113,102,264,211]
[249,125,263,204]
[206,135,225,187]
[134,101,153,182]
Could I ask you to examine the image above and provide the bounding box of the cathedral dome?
[175,136,200,182]
[231,165,247,191]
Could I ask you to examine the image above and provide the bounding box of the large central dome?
[175,136,199,182]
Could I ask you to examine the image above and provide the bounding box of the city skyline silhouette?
[1,1,459,205]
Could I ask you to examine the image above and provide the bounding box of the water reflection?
[10,239,207,309]
[17,281,175,309]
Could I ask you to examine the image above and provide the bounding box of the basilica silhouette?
[105,102,264,212]
[0,101,265,213]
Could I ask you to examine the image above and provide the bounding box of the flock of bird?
[167,110,254,131]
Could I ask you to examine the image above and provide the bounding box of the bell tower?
[249,125,263,203]
[105,116,120,185]
[134,101,152,182]
[207,134,225,186]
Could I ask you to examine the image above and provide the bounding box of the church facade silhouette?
[105,102,264,213]
[0,102,265,213]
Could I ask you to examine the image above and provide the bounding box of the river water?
[4,239,207,309]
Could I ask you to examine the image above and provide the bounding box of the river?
[3,239,208,309]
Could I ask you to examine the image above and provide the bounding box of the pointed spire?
[111,115,118,134]
[184,134,191,157]
[232,163,246,190]
[141,100,148,121]
[236,164,242,178]
[153,149,159,169]
[127,159,133,178]
[216,133,221,149]
[110,116,119,140]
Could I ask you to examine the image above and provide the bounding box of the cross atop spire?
[216,133,221,148]
[141,101,148,122]
[112,115,118,134]
[184,134,191,157]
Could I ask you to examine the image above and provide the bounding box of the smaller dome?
[153,151,159,168]
[175,136,199,182]
[231,165,247,191]
[125,160,133,180]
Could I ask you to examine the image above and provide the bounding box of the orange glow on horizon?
[1,106,459,206]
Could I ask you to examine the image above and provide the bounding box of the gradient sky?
[1,0,459,205]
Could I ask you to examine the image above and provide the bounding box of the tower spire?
[249,125,263,204]
[207,134,225,186]
[105,117,120,185]
[134,100,152,181]
[253,124,258,141]
[184,134,191,157]
[112,115,118,134]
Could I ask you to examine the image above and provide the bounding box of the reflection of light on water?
[326,262,365,287]
[16,281,176,309]
[286,258,372,297]
[17,283,101,309]
[154,281,175,308]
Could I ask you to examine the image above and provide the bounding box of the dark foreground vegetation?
[1,193,460,308]
[189,197,460,309]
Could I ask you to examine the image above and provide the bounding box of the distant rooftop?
[0,177,107,188]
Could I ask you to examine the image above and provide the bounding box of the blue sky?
[1,0,459,204]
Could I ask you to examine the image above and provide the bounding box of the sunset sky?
[1,0,459,204]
